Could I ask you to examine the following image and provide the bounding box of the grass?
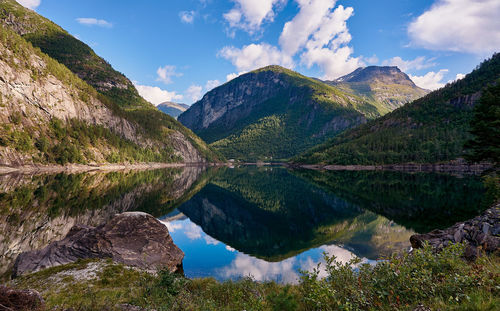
[9,244,500,311]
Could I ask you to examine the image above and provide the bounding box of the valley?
[0,0,498,310]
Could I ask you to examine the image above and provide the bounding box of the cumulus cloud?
[186,85,204,102]
[205,79,221,91]
[134,82,183,105]
[16,0,40,9]
[76,18,113,28]
[185,222,203,240]
[219,43,294,73]
[408,0,500,54]
[220,0,363,80]
[220,253,299,283]
[179,11,195,24]
[156,65,182,84]
[447,73,466,84]
[224,0,286,35]
[382,56,436,72]
[410,69,449,90]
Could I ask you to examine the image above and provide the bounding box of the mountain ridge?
[295,53,500,165]
[0,0,220,165]
[178,65,379,161]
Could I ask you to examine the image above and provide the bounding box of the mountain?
[322,66,429,114]
[157,102,189,118]
[178,65,385,161]
[0,0,219,165]
[295,53,500,165]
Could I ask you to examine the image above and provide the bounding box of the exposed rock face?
[178,66,371,160]
[13,212,184,277]
[410,203,500,260]
[324,66,429,112]
[0,285,45,311]
[335,66,418,86]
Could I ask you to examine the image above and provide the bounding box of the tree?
[465,82,500,166]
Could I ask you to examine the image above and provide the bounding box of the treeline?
[295,53,500,165]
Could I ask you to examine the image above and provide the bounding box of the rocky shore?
[410,202,500,260]
[12,212,184,277]
[0,162,222,175]
[289,160,492,174]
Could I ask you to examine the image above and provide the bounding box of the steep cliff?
[179,66,378,161]
[296,54,500,165]
[0,0,219,165]
[324,66,429,114]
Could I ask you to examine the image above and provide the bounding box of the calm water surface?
[0,166,487,283]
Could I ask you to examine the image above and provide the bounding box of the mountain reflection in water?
[0,166,486,282]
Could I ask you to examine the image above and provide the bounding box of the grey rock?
[13,212,184,277]
[410,203,500,260]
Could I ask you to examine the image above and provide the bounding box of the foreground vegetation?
[9,244,499,311]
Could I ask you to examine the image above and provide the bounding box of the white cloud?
[363,55,379,65]
[205,79,221,91]
[219,43,294,73]
[220,1,363,80]
[293,1,363,80]
[446,73,466,84]
[226,72,245,81]
[156,65,182,85]
[409,69,449,90]
[76,18,113,28]
[224,0,286,35]
[220,253,299,283]
[16,0,40,9]
[179,11,195,24]
[204,235,220,245]
[382,56,436,72]
[185,222,203,240]
[408,0,500,54]
[134,82,183,105]
[186,85,203,102]
[160,220,183,232]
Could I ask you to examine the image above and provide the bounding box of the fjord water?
[0,166,487,282]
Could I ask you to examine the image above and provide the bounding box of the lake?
[0,166,488,283]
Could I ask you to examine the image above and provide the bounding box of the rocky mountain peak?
[335,66,417,87]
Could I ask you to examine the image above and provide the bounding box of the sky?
[17,0,500,105]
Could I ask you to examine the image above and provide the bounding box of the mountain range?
[295,53,500,165]
[0,0,219,166]
[178,65,426,161]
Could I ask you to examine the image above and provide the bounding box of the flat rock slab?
[410,203,500,260]
[13,212,184,277]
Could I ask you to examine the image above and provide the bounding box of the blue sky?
[19,0,500,105]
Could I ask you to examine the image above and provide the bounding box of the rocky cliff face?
[0,29,207,164]
[179,66,372,160]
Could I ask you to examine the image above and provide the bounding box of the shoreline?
[0,162,225,176]
[285,162,492,174]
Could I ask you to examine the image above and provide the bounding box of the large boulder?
[410,203,500,260]
[13,212,184,277]
[0,285,45,311]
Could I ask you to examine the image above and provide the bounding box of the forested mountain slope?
[178,66,382,161]
[295,53,500,165]
[0,0,219,165]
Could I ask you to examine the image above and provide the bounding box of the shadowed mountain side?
[0,166,208,277]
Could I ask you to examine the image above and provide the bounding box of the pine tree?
[465,82,500,166]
